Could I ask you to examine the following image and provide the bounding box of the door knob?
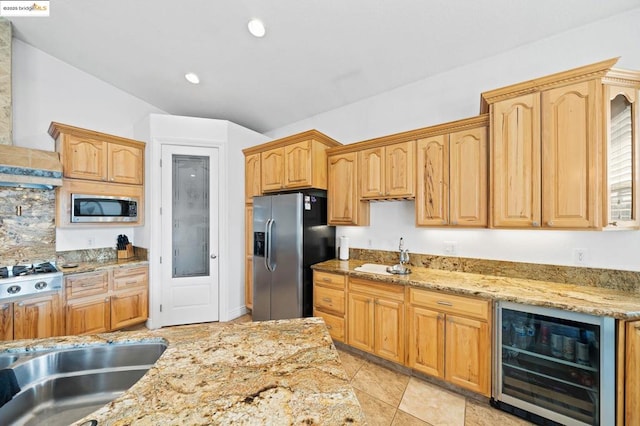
[211,254,217,259]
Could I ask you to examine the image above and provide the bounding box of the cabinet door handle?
[547,221,554,227]
[322,297,332,303]
[105,297,110,303]
[437,300,453,307]
[326,324,333,330]
[18,302,24,307]
[532,221,540,227]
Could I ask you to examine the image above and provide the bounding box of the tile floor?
[337,348,533,426]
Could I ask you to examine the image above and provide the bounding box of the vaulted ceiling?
[7,0,640,133]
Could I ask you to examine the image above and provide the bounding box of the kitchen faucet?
[399,237,409,266]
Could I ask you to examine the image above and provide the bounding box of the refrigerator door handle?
[265,218,275,272]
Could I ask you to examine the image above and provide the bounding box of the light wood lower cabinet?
[407,288,491,396]
[110,267,148,329]
[66,296,110,335]
[313,271,346,342]
[407,304,445,378]
[13,293,63,340]
[621,319,640,425]
[347,278,404,363]
[65,266,148,335]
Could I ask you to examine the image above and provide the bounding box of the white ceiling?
[7,0,640,133]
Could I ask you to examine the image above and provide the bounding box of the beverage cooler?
[492,301,615,426]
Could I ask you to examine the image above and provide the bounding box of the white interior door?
[160,144,219,326]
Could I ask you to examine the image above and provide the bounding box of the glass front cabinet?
[604,77,639,229]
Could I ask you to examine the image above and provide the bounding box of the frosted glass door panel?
[172,155,210,277]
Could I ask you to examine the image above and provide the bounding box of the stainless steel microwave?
[71,194,138,223]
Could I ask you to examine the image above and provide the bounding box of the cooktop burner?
[0,262,63,300]
[0,262,59,278]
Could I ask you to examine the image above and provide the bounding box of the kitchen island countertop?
[312,259,640,320]
[0,317,364,426]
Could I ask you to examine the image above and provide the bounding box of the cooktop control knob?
[35,281,48,290]
[7,285,21,294]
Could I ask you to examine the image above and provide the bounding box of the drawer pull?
[322,277,331,282]
[322,297,332,303]
[326,325,333,329]
[125,280,138,285]
[80,283,98,288]
[437,300,453,307]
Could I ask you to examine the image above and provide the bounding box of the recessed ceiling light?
[247,19,266,38]
[185,72,200,84]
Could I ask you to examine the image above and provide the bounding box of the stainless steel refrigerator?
[252,191,335,321]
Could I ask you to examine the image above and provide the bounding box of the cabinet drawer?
[314,309,345,342]
[349,278,404,301]
[314,285,345,315]
[113,266,148,290]
[313,271,345,289]
[65,271,109,299]
[409,288,490,320]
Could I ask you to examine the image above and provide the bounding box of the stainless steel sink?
[0,353,19,369]
[0,342,166,426]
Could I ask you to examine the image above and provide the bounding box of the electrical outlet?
[367,239,372,248]
[88,237,95,247]
[444,241,458,255]
[573,248,587,265]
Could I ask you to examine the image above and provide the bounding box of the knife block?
[117,243,135,259]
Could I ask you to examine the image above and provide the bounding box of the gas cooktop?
[0,262,63,300]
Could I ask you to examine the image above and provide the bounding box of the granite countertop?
[57,257,149,275]
[312,259,640,320]
[0,317,364,425]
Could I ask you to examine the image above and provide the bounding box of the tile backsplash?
[0,187,56,265]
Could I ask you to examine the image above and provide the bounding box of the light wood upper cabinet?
[360,141,415,200]
[284,141,314,188]
[247,132,340,194]
[416,135,448,226]
[604,83,639,229]
[483,58,640,229]
[107,142,144,184]
[542,80,599,229]
[328,152,369,226]
[245,153,261,203]
[449,126,487,226]
[360,147,384,198]
[261,147,285,192]
[49,122,145,185]
[415,117,488,227]
[490,93,541,227]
